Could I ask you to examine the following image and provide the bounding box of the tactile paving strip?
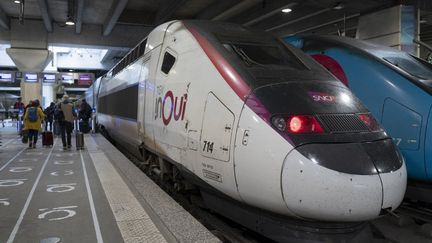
[87,148,167,243]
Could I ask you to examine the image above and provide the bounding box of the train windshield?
[383,54,432,81]
[223,42,306,69]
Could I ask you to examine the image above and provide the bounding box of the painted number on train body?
[393,138,402,146]
[202,141,214,153]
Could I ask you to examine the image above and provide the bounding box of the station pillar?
[356,5,419,56]
[21,78,42,106]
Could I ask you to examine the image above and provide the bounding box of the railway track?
[397,202,432,225]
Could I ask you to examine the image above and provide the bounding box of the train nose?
[281,139,406,222]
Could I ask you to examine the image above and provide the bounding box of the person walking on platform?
[23,100,45,149]
[79,99,92,133]
[44,102,55,131]
[56,95,76,150]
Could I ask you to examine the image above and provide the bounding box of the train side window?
[161,52,176,74]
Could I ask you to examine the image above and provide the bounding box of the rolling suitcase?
[75,120,84,150]
[42,131,54,147]
[79,121,91,133]
[53,121,61,136]
[76,132,84,150]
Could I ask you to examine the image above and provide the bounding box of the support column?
[356,5,419,56]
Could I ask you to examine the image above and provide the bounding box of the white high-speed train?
[87,20,407,242]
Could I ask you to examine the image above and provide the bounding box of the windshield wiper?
[232,45,264,67]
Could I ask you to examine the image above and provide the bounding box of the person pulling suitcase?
[56,95,76,150]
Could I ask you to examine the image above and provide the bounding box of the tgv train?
[88,21,406,241]
[285,35,432,182]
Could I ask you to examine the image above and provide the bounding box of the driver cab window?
[161,51,176,74]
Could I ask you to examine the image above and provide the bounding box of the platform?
[0,127,219,243]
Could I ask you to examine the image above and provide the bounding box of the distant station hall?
[1,0,432,243]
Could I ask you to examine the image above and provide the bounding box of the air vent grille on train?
[317,114,370,133]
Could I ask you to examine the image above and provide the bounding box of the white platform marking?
[50,170,74,176]
[17,158,38,163]
[0,147,26,172]
[38,206,77,221]
[86,136,167,243]
[46,183,77,193]
[79,150,103,243]
[54,160,74,165]
[0,179,27,187]
[25,152,43,156]
[0,198,10,206]
[6,141,56,243]
[9,167,33,173]
[1,138,17,147]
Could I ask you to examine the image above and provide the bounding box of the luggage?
[79,121,91,133]
[53,121,61,136]
[21,129,28,144]
[42,131,53,147]
[75,132,84,150]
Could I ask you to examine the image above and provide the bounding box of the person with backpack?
[44,102,55,131]
[23,100,45,149]
[78,99,92,133]
[56,95,76,150]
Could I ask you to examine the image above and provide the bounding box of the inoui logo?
[155,90,187,125]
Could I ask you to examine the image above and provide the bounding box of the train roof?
[183,20,340,90]
[291,35,432,94]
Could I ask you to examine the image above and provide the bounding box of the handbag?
[21,129,29,144]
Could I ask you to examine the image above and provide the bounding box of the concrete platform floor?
[0,127,219,243]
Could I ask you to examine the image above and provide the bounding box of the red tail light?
[358,113,381,131]
[272,115,325,134]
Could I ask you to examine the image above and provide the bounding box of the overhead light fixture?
[14,0,21,3]
[333,2,344,10]
[65,0,75,26]
[65,16,75,26]
[282,8,292,13]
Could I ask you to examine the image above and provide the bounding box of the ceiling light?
[14,0,21,3]
[65,16,75,26]
[281,8,292,13]
[333,2,344,10]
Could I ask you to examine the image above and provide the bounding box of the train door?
[144,46,163,152]
[199,93,240,200]
[138,55,152,147]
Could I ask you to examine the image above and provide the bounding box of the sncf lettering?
[312,95,335,102]
[308,91,336,103]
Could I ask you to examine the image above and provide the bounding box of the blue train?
[285,35,432,182]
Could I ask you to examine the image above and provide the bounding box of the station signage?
[25,73,38,83]
[0,72,13,82]
[61,74,74,84]
[43,73,56,83]
[78,74,93,85]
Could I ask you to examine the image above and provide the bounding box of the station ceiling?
[0,0,418,39]
[0,0,431,71]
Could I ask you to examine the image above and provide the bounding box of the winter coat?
[60,101,75,123]
[24,107,45,131]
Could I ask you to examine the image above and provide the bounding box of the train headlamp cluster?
[358,113,381,131]
[272,115,325,134]
[272,113,381,134]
